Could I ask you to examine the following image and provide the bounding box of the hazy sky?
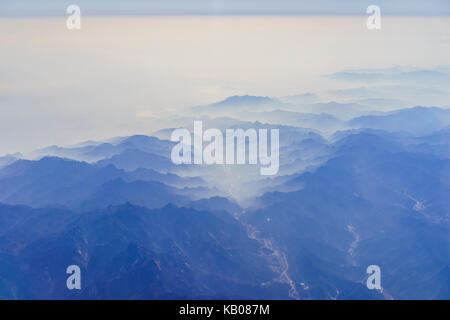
[0,6,450,155]
[0,0,449,16]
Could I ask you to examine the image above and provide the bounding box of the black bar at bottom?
[0,300,447,318]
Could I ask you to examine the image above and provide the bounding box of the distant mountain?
[0,157,124,208]
[118,135,174,157]
[331,85,449,108]
[0,157,207,209]
[152,116,250,140]
[80,177,223,212]
[237,109,345,133]
[333,85,448,100]
[352,98,407,109]
[31,143,119,163]
[125,168,206,188]
[191,96,373,127]
[331,126,450,163]
[80,178,191,211]
[95,148,176,173]
[209,95,279,108]
[0,153,21,169]
[31,135,174,163]
[329,69,450,85]
[151,127,179,140]
[279,93,319,105]
[331,70,450,85]
[414,127,450,145]
[306,102,373,120]
[193,95,283,114]
[348,107,450,134]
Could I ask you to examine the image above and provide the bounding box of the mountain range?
[0,96,449,299]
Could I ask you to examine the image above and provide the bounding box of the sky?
[0,2,450,155]
[0,0,449,17]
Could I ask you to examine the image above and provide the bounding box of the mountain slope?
[348,107,450,134]
[0,203,290,299]
[243,131,450,299]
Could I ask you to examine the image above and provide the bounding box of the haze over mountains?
[1,64,449,299]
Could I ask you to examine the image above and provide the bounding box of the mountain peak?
[216,95,276,106]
